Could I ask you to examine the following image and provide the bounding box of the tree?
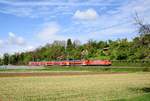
[3,53,9,65]
[73,40,81,48]
[66,39,74,59]
[66,39,73,51]
[139,24,150,35]
[0,58,3,65]
[134,12,150,35]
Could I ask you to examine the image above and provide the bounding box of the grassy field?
[0,73,150,101]
[0,66,150,73]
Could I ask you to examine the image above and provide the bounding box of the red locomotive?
[29,60,111,66]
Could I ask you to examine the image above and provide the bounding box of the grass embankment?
[112,61,150,67]
[44,66,150,72]
[0,66,150,73]
[0,73,150,101]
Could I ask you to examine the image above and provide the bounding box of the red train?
[29,60,111,66]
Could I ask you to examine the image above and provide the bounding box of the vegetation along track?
[0,72,129,77]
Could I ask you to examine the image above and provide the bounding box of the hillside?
[0,31,149,66]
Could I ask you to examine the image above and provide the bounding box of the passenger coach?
[29,60,111,66]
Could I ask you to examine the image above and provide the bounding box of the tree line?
[0,24,150,65]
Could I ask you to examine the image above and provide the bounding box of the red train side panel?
[29,60,111,66]
[86,60,111,66]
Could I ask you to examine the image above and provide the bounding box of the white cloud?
[26,45,34,51]
[0,32,36,56]
[73,8,99,20]
[0,40,4,47]
[0,45,36,56]
[69,0,150,41]
[8,32,26,46]
[37,22,61,40]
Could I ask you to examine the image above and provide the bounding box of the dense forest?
[0,24,150,65]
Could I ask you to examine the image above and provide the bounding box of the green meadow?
[0,72,150,101]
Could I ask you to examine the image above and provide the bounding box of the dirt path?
[0,72,128,77]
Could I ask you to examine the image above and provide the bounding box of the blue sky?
[0,0,150,56]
